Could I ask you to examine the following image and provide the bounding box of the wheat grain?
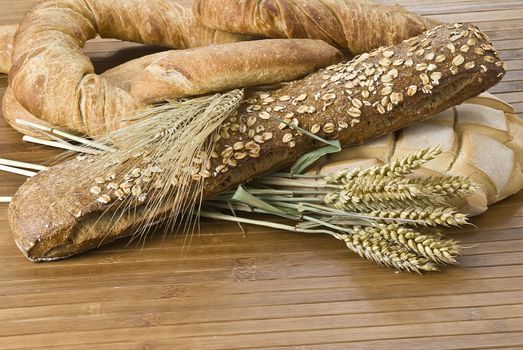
[337,230,439,273]
[354,225,461,265]
[370,206,469,227]
[411,176,478,197]
[326,146,442,184]
[69,90,244,243]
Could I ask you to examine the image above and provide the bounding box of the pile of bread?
[0,0,519,261]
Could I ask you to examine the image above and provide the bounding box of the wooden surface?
[1,0,523,349]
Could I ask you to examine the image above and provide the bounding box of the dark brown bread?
[9,23,506,261]
[193,0,440,55]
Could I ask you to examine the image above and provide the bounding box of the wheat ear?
[70,90,245,242]
[354,225,461,265]
[336,230,439,273]
[326,146,442,183]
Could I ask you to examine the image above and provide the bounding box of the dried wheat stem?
[0,164,37,177]
[0,158,47,171]
[0,197,12,203]
[200,210,336,235]
[22,136,102,155]
[16,118,116,153]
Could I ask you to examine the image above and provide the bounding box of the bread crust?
[9,23,506,261]
[131,39,343,103]
[0,24,16,74]
[194,0,440,55]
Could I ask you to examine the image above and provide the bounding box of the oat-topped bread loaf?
[318,93,523,216]
[9,23,506,261]
[194,0,440,54]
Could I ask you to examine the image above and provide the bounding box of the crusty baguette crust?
[2,52,168,137]
[9,23,506,261]
[131,39,343,103]
[193,0,440,55]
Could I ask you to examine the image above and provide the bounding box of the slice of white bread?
[318,92,523,216]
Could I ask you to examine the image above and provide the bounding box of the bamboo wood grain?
[0,0,523,349]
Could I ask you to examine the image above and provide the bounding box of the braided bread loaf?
[317,93,523,216]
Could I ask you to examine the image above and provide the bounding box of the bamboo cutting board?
[0,1,523,349]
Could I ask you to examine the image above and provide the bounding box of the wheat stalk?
[204,148,476,272]
[0,197,13,203]
[370,207,468,227]
[326,146,442,183]
[22,135,103,155]
[410,176,479,197]
[0,158,48,171]
[89,90,245,242]
[0,164,37,177]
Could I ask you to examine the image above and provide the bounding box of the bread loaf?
[193,0,440,55]
[3,50,170,137]
[131,39,343,103]
[318,93,523,216]
[7,0,247,136]
[9,23,506,261]
[0,24,16,74]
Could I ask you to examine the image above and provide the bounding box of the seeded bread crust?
[9,23,506,261]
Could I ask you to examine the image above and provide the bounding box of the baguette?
[193,0,440,55]
[9,23,506,261]
[131,39,343,103]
